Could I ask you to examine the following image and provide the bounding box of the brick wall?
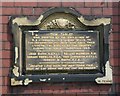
[0,1,120,96]
[110,2,120,95]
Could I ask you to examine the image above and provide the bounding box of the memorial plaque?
[11,8,111,86]
[24,31,100,74]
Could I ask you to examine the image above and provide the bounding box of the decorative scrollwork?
[13,65,19,77]
[11,78,23,86]
[45,18,76,30]
[24,78,32,85]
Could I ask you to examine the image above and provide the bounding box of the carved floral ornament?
[11,8,112,86]
[44,18,76,29]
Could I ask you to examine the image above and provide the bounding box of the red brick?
[76,8,91,15]
[3,41,12,50]
[110,50,120,58]
[37,2,61,7]
[1,24,6,33]
[0,77,5,86]
[0,86,2,95]
[15,2,37,7]
[103,8,112,16]
[77,93,99,96]
[12,88,18,93]
[2,8,15,15]
[57,90,65,94]
[0,68,2,76]
[0,33,2,41]
[115,84,120,92]
[34,8,48,15]
[113,76,120,83]
[0,77,3,85]
[2,68,10,76]
[39,94,55,96]
[112,16,119,24]
[119,15,120,20]
[55,94,76,96]
[0,59,2,67]
[1,33,7,41]
[118,7,120,17]
[32,89,39,94]
[111,25,119,32]
[23,87,34,94]
[107,2,112,8]
[41,89,55,94]
[112,67,120,75]
[0,51,1,59]
[15,8,22,15]
[85,2,107,7]
[112,2,119,8]
[99,85,111,92]
[22,8,33,15]
[2,59,11,68]
[1,16,9,24]
[92,8,103,15]
[0,24,2,32]
[110,33,120,41]
[110,42,119,49]
[1,33,12,41]
[0,42,2,50]
[2,2,14,7]
[40,83,64,90]
[65,89,83,93]
[2,86,10,94]
[1,50,11,59]
[62,2,84,7]
[99,92,108,96]
[2,8,22,15]
[3,76,10,86]
[87,85,100,92]
[113,8,119,15]
[3,24,8,33]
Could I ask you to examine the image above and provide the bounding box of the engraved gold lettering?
[26,32,98,71]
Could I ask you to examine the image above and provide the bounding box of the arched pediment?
[12,7,110,31]
[39,12,86,30]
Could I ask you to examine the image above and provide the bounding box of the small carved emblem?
[44,18,76,29]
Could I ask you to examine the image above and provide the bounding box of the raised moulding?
[95,61,113,84]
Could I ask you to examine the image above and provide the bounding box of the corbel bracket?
[11,65,33,86]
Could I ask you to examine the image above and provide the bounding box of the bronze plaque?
[24,31,100,74]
